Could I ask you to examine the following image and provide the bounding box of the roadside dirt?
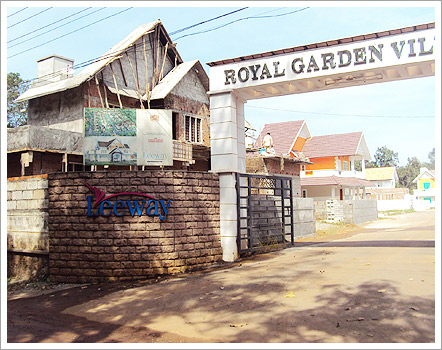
[7,212,434,343]
[6,223,368,343]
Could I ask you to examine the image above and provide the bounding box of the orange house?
[251,121,373,200]
[300,132,373,200]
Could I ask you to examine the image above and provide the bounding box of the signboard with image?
[84,108,172,166]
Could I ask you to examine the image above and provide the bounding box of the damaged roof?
[16,20,186,102]
[147,59,209,100]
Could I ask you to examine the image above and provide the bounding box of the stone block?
[12,191,23,200]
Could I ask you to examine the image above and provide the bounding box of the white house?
[365,167,399,188]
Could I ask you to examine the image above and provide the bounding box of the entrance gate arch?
[207,23,435,261]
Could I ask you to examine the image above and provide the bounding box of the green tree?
[397,156,422,192]
[366,146,399,168]
[424,148,435,169]
[7,72,29,128]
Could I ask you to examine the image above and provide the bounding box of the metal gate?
[236,173,294,254]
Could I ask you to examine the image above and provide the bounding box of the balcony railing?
[301,169,365,178]
[173,140,193,163]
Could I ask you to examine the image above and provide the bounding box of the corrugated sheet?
[207,22,435,67]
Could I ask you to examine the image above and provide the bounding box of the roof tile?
[301,176,374,187]
[254,120,305,155]
[301,132,363,158]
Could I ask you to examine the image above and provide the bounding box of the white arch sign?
[207,24,435,261]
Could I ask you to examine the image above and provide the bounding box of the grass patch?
[315,222,359,236]
[380,208,415,216]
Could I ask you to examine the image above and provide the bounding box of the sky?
[2,1,440,166]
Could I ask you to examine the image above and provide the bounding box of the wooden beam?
[118,58,128,87]
[94,75,105,108]
[87,80,91,107]
[110,63,123,109]
[143,35,151,109]
[149,27,156,88]
[126,50,145,109]
[159,41,169,81]
[63,153,68,172]
[134,43,139,91]
[154,27,160,88]
[100,71,109,108]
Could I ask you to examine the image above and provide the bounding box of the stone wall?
[293,198,315,238]
[27,86,84,133]
[48,170,222,283]
[7,175,49,280]
[351,199,378,225]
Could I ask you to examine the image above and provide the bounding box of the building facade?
[8,20,210,178]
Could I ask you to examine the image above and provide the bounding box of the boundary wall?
[47,170,222,283]
[314,199,378,225]
[7,175,49,280]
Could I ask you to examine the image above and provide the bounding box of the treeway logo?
[85,183,171,221]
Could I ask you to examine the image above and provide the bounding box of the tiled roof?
[301,176,374,187]
[301,132,363,158]
[412,168,437,183]
[365,167,396,181]
[254,120,305,155]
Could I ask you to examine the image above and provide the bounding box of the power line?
[11,7,254,80]
[169,7,249,36]
[246,105,434,119]
[7,7,28,18]
[7,7,53,29]
[8,7,106,49]
[174,7,310,40]
[8,7,133,59]
[8,7,93,44]
[10,7,307,82]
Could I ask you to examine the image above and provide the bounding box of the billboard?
[84,108,173,166]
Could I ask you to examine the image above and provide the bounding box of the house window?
[67,162,91,172]
[185,115,202,143]
[343,161,349,171]
[172,112,178,140]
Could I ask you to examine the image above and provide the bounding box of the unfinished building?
[8,20,210,177]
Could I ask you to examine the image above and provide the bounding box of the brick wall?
[48,170,222,283]
[7,175,49,280]
[246,156,302,197]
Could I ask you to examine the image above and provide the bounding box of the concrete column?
[210,91,245,262]
[236,99,246,173]
[356,186,360,200]
[331,187,336,199]
[210,92,242,173]
[363,186,366,199]
[219,173,238,261]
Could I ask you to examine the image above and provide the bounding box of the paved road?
[8,210,436,343]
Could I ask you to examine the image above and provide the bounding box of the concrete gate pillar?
[209,91,246,262]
